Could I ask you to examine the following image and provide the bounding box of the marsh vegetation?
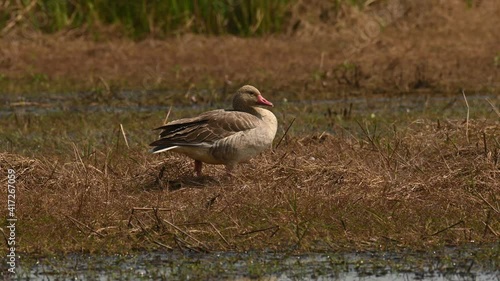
[0,0,498,279]
[1,90,499,255]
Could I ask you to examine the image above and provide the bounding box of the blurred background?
[0,0,498,96]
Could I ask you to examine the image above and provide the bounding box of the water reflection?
[11,246,499,280]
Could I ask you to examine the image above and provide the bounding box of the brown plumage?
[150,85,278,176]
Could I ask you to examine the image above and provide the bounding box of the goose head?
[233,85,273,111]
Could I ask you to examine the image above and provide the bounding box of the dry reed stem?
[462,91,470,143]
[485,98,500,118]
[65,215,105,238]
[163,105,173,125]
[275,117,296,149]
[1,0,38,36]
[119,124,130,149]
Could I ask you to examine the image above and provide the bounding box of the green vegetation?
[1,0,295,38]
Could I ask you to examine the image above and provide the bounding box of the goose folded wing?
[150,110,261,147]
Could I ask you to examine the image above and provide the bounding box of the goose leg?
[225,164,235,177]
[194,160,203,177]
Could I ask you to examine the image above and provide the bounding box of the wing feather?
[149,110,261,149]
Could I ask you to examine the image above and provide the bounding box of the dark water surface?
[7,245,500,280]
[1,90,498,117]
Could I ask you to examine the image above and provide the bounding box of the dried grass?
[1,1,499,95]
[2,118,498,255]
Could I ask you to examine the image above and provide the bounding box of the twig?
[98,76,111,93]
[482,210,492,238]
[482,132,488,156]
[132,215,149,233]
[475,192,499,214]
[71,142,87,173]
[238,225,279,236]
[129,215,173,250]
[0,227,9,248]
[340,219,351,242]
[173,236,185,251]
[174,235,205,253]
[275,117,296,149]
[65,215,105,238]
[163,105,172,125]
[485,98,500,118]
[481,212,499,237]
[163,219,208,250]
[41,161,59,187]
[356,120,378,149]
[209,222,230,246]
[319,51,326,71]
[119,124,130,149]
[127,207,172,227]
[1,0,38,36]
[430,220,464,236]
[267,151,289,172]
[131,207,172,212]
[268,225,280,237]
[205,194,220,209]
[151,239,173,250]
[462,90,470,143]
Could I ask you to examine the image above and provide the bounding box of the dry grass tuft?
[2,118,498,255]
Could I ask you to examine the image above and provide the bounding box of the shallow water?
[1,90,497,117]
[2,91,498,141]
[7,245,499,280]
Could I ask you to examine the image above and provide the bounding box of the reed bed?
[1,0,296,38]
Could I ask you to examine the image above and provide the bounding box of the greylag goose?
[150,85,278,176]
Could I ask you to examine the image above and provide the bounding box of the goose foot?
[194,160,203,177]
